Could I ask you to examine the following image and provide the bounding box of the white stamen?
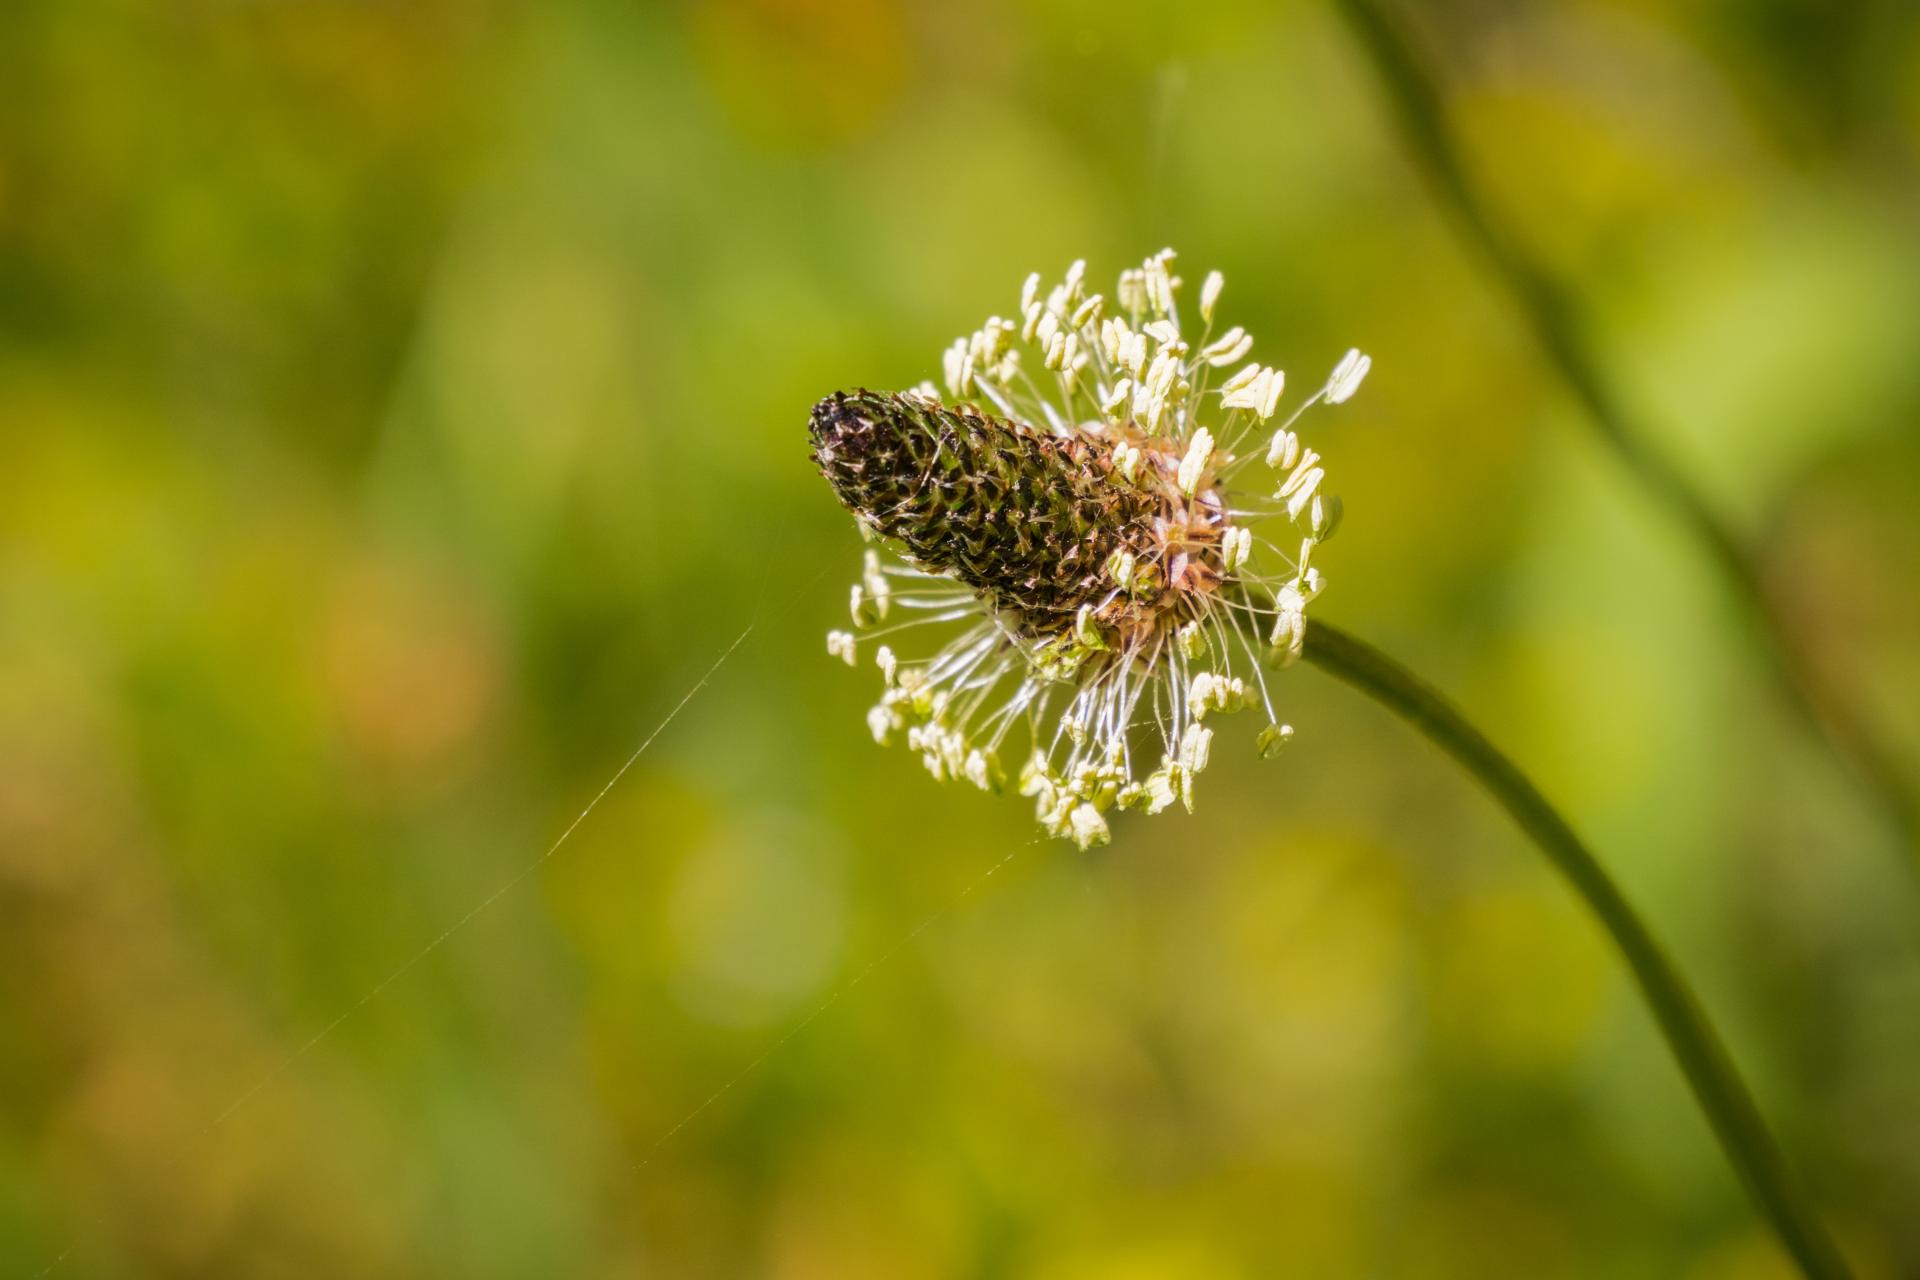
[1326,348,1371,404]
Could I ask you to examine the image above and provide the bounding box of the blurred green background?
[4,0,1920,1275]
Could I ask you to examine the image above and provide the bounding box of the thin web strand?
[32,557,826,1278]
[634,835,1040,1171]
[203,622,757,1135]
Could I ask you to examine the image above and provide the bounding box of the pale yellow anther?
[1285,469,1324,521]
[1201,326,1251,367]
[1222,366,1283,419]
[1257,723,1294,758]
[1068,803,1110,850]
[1177,427,1215,496]
[862,549,891,618]
[1221,524,1253,573]
[1266,428,1300,470]
[1220,362,1263,397]
[1021,301,1043,342]
[1179,721,1213,775]
[1325,348,1371,404]
[1199,270,1224,324]
[1035,309,1060,350]
[1255,367,1286,419]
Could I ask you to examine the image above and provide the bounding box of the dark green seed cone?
[809,390,1160,638]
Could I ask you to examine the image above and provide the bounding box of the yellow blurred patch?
[691,0,909,147]
[1432,884,1609,1074]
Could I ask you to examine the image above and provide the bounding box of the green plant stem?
[1328,0,1919,867]
[1301,619,1851,1279]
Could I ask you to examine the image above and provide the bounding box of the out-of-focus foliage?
[3,0,1918,1275]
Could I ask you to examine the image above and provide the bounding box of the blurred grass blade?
[1303,620,1855,1280]
[1329,0,1920,870]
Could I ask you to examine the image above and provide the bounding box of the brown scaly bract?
[810,390,1177,643]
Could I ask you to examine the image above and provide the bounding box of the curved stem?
[1327,0,1920,869]
[1302,619,1852,1280]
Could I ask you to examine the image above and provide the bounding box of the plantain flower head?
[809,250,1368,848]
